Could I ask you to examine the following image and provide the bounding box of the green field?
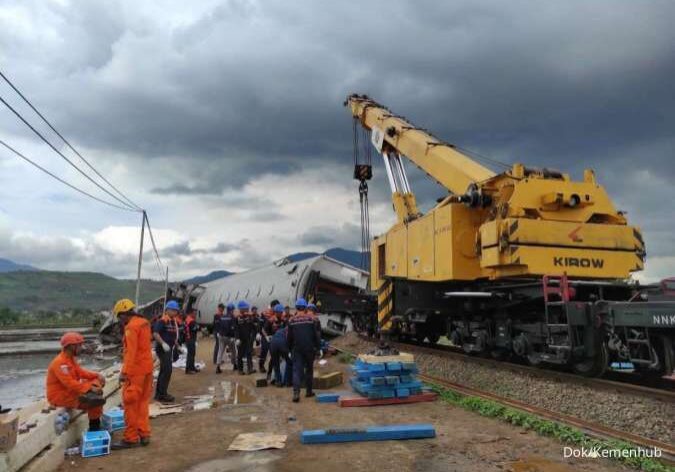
[0,271,165,314]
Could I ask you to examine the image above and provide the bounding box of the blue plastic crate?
[396,388,410,398]
[385,376,400,385]
[386,362,402,372]
[102,408,125,432]
[81,430,111,458]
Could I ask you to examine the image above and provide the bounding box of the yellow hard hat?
[113,298,136,317]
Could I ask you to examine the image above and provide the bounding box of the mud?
[56,337,626,472]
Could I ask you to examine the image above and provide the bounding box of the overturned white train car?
[178,255,374,336]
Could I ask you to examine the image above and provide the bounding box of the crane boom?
[346,94,495,195]
[345,92,644,288]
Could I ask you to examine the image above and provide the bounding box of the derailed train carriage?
[176,255,375,336]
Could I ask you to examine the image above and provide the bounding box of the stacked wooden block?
[349,353,422,399]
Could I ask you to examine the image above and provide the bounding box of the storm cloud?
[0,0,673,281]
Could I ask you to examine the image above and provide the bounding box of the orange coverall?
[46,352,103,420]
[122,315,154,443]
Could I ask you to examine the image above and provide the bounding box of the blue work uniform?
[215,309,236,368]
[268,323,292,386]
[153,314,179,399]
[212,312,223,364]
[287,312,321,394]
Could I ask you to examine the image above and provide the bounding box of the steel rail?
[335,342,675,467]
[357,335,675,404]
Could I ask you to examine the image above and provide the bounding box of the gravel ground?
[330,332,674,445]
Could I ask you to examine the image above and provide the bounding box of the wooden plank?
[22,389,122,472]
[357,353,414,364]
[339,392,437,407]
[0,364,123,472]
[312,371,343,390]
[300,423,435,444]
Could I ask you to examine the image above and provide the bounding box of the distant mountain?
[285,251,320,263]
[184,270,234,285]
[285,248,367,270]
[0,271,165,312]
[0,258,39,273]
[324,247,368,269]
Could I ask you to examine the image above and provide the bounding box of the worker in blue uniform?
[234,300,258,374]
[215,303,236,373]
[287,298,321,402]
[267,303,291,386]
[212,303,224,365]
[153,300,180,402]
[183,308,199,374]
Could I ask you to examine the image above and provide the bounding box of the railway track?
[357,334,675,404]
[335,341,675,468]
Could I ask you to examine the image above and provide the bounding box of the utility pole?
[163,265,169,310]
[135,211,146,307]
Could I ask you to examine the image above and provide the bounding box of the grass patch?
[430,384,673,472]
[337,352,356,364]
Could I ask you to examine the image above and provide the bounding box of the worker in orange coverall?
[46,332,106,431]
[111,298,154,449]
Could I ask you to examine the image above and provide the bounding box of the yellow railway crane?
[345,94,675,378]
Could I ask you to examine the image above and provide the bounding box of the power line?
[0,70,142,211]
[143,211,167,281]
[0,138,139,212]
[0,94,139,211]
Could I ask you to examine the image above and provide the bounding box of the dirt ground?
[56,337,626,472]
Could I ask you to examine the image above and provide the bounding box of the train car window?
[269,285,274,295]
[256,286,261,297]
[287,264,298,274]
[245,289,250,298]
[235,290,240,301]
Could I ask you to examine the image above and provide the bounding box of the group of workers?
[212,297,321,401]
[43,295,322,452]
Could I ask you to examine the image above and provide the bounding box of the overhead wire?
[143,211,167,282]
[0,138,139,212]
[1,73,170,288]
[0,95,140,211]
[0,70,142,211]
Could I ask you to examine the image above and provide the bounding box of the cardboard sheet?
[227,432,287,451]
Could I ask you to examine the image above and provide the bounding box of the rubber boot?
[292,391,300,403]
[111,440,140,450]
[78,391,106,408]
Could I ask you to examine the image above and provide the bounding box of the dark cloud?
[299,223,361,250]
[160,240,238,257]
[0,0,673,279]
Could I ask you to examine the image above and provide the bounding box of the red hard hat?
[60,332,85,348]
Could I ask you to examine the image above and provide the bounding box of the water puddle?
[214,380,256,405]
[509,456,574,472]
[186,451,280,472]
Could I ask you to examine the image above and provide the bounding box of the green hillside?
[0,271,166,313]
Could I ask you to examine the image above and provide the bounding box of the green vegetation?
[337,352,356,364]
[0,271,165,320]
[430,384,673,472]
[0,306,105,327]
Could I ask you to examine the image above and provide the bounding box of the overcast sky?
[0,0,673,282]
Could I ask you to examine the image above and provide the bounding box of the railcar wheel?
[427,333,440,345]
[491,349,509,361]
[526,353,543,367]
[572,342,609,377]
